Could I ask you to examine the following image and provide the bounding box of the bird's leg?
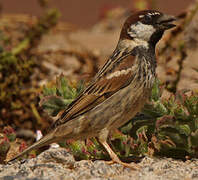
[99,139,139,170]
[98,128,139,170]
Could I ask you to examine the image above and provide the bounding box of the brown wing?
[54,54,137,127]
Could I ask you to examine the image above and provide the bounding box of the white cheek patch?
[128,22,156,41]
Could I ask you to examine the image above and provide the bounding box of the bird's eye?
[144,15,152,23]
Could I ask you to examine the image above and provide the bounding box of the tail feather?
[7,132,55,163]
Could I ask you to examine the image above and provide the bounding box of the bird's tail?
[7,132,55,163]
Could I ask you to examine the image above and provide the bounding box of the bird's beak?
[157,14,176,30]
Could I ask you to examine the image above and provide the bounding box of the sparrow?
[8,10,176,168]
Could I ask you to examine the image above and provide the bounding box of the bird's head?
[120,10,176,48]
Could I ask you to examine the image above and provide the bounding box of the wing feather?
[54,54,137,127]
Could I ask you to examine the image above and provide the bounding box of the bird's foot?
[99,138,140,170]
[105,157,140,170]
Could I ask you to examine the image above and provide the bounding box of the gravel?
[0,147,198,180]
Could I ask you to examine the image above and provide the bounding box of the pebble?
[0,147,198,180]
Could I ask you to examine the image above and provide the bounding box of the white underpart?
[106,68,132,79]
[128,22,156,42]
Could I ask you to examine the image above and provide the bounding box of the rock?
[1,147,198,180]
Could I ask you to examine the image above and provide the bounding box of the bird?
[8,10,176,168]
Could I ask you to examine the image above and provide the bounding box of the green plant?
[0,8,60,130]
[0,126,16,162]
[40,75,84,117]
[124,81,198,159]
[40,76,198,160]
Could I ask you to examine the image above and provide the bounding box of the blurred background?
[1,0,194,27]
[1,0,198,163]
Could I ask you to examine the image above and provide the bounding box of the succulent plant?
[0,7,60,132]
[124,80,198,159]
[40,75,84,117]
[0,134,10,161]
[3,126,16,142]
[0,126,16,162]
[39,76,198,160]
[0,6,61,162]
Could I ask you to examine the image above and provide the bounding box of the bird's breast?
[86,65,155,131]
[65,58,156,139]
